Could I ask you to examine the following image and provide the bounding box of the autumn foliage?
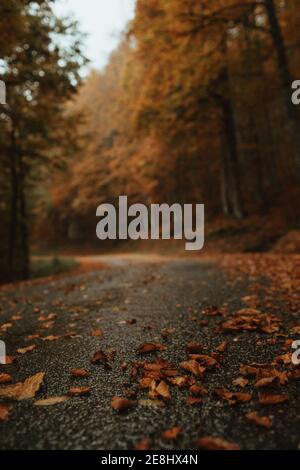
[2,1,300,280]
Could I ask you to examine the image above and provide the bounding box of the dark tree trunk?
[220,135,232,216]
[8,126,18,281]
[210,64,244,219]
[220,95,244,219]
[264,0,300,167]
[18,154,30,280]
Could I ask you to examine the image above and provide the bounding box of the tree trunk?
[264,0,300,167]
[8,126,18,281]
[18,154,30,280]
[220,135,232,216]
[220,95,244,219]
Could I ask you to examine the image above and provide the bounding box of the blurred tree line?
[46,0,300,248]
[0,0,86,281]
[2,0,300,282]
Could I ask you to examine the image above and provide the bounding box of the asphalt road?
[0,256,299,450]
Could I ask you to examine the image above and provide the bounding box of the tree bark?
[18,154,30,280]
[220,94,244,219]
[8,125,18,281]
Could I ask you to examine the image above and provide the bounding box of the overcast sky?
[54,0,136,70]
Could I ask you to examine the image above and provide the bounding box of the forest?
[1,0,300,281]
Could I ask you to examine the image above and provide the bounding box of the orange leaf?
[111,396,134,410]
[198,437,240,450]
[162,426,182,440]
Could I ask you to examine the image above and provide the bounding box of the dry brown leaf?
[161,368,178,377]
[90,351,108,364]
[139,378,153,389]
[0,323,13,332]
[90,328,103,337]
[17,345,36,355]
[0,372,45,401]
[180,360,205,376]
[0,404,11,421]
[35,396,69,406]
[133,439,150,450]
[273,353,292,365]
[186,342,203,353]
[215,388,252,405]
[26,334,40,341]
[156,380,171,400]
[198,437,240,450]
[71,369,90,378]
[189,384,208,396]
[240,365,258,377]
[38,314,57,322]
[189,354,218,368]
[168,376,190,388]
[3,356,16,365]
[41,336,60,342]
[0,373,12,384]
[138,343,166,354]
[258,392,289,405]
[254,376,279,388]
[162,426,182,440]
[68,387,91,396]
[232,377,249,388]
[216,341,227,352]
[291,326,300,334]
[246,411,272,428]
[18,373,45,400]
[111,396,134,410]
[41,321,55,330]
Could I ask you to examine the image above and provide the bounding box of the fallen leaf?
[0,404,11,421]
[246,411,272,428]
[189,354,218,368]
[216,341,227,352]
[258,393,289,405]
[18,373,45,400]
[198,437,240,450]
[156,380,171,400]
[162,426,182,440]
[17,345,36,355]
[240,365,258,377]
[180,360,205,376]
[189,384,208,396]
[71,369,90,378]
[0,323,13,332]
[187,342,203,353]
[0,372,45,401]
[134,439,150,450]
[35,396,69,406]
[26,334,40,341]
[254,377,279,388]
[41,321,55,330]
[111,396,134,410]
[90,329,103,337]
[68,387,91,396]
[41,336,60,342]
[0,373,12,384]
[138,343,166,354]
[90,351,107,364]
[232,377,249,388]
[215,388,252,405]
